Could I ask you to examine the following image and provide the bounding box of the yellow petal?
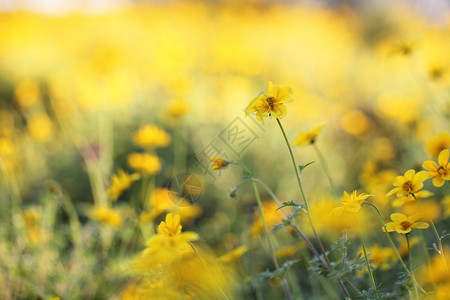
[411,222,429,229]
[267,81,274,97]
[275,85,293,103]
[245,96,264,116]
[438,149,449,166]
[422,160,438,171]
[270,103,287,119]
[383,222,396,232]
[390,213,407,222]
[413,171,430,184]
[386,187,400,198]
[433,177,445,187]
[395,226,411,234]
[404,170,415,181]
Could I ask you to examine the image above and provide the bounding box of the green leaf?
[276,200,299,211]
[298,161,315,173]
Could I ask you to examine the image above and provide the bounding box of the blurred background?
[0,0,449,299]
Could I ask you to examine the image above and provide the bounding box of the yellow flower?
[293,125,324,147]
[386,169,429,201]
[27,113,54,143]
[245,81,293,121]
[210,156,228,170]
[89,206,122,228]
[391,190,433,208]
[147,213,199,252]
[107,169,140,201]
[418,250,450,285]
[426,132,450,158]
[127,152,161,174]
[133,124,171,148]
[358,244,396,270]
[423,149,450,187]
[332,190,372,215]
[165,99,189,122]
[276,243,305,259]
[383,213,429,234]
[14,79,40,107]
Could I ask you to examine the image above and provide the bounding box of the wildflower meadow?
[0,1,449,299]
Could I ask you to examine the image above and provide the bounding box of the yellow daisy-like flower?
[89,206,122,228]
[382,213,429,234]
[245,81,293,121]
[332,190,372,215]
[426,132,450,158]
[210,157,228,170]
[107,169,140,201]
[423,149,450,187]
[133,124,171,148]
[127,152,161,174]
[293,125,324,147]
[149,213,199,251]
[386,169,429,200]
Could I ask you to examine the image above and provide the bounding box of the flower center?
[266,96,276,109]
[400,221,411,231]
[402,181,413,193]
[437,166,447,176]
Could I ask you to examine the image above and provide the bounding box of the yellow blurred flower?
[27,113,54,142]
[23,207,44,244]
[332,190,372,215]
[426,133,450,158]
[293,125,324,147]
[107,169,140,201]
[386,169,429,203]
[165,99,189,122]
[418,250,450,285]
[401,200,441,222]
[423,149,450,187]
[245,81,293,121]
[382,213,429,234]
[340,110,370,136]
[133,125,171,148]
[219,245,248,263]
[210,156,228,170]
[397,236,419,257]
[127,153,161,174]
[276,243,305,259]
[89,206,122,228]
[443,196,450,218]
[14,79,40,107]
[391,190,433,208]
[140,188,202,223]
[250,201,289,236]
[358,244,396,270]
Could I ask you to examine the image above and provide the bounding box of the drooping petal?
[395,225,411,234]
[270,103,287,119]
[386,187,400,198]
[408,214,423,223]
[411,222,429,229]
[245,96,265,116]
[423,160,438,171]
[438,149,449,166]
[390,213,407,222]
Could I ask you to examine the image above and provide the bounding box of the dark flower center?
[437,166,447,176]
[402,181,413,193]
[400,221,411,231]
[266,96,276,109]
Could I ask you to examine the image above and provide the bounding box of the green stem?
[276,119,331,267]
[312,143,339,200]
[412,193,447,269]
[406,234,419,300]
[357,219,378,299]
[251,181,293,300]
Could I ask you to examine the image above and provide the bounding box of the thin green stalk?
[412,193,447,269]
[357,219,378,299]
[406,234,419,300]
[312,143,339,200]
[251,181,293,300]
[275,119,330,267]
